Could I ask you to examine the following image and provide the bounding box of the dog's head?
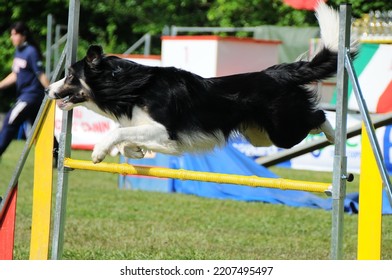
[46,45,104,110]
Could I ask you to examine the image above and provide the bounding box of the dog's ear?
[86,45,104,67]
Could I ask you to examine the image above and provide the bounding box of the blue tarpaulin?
[120,143,392,214]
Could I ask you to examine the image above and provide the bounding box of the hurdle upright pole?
[357,126,382,259]
[331,4,351,260]
[0,185,18,260]
[29,17,69,259]
[29,100,55,260]
[51,0,80,260]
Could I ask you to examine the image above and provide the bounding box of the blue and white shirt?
[12,43,45,103]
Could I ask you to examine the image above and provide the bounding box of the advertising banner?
[54,106,118,150]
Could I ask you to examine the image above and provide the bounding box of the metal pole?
[345,53,392,203]
[331,4,351,260]
[124,33,150,55]
[45,14,53,78]
[144,33,151,56]
[51,0,80,260]
[54,25,61,68]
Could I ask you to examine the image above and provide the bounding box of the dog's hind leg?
[92,124,179,163]
[241,125,273,147]
[310,119,335,143]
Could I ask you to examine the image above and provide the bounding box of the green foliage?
[333,0,392,18]
[207,0,316,27]
[0,30,16,111]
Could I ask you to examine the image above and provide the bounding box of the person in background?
[0,21,58,164]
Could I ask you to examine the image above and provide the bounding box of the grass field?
[1,140,391,260]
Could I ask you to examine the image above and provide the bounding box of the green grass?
[1,140,391,260]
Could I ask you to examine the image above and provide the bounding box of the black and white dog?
[47,2,357,164]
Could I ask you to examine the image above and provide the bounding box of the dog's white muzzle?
[46,77,65,99]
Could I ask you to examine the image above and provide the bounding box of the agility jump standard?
[1,1,388,261]
[51,2,392,260]
[48,1,348,260]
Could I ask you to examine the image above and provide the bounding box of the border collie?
[47,2,358,164]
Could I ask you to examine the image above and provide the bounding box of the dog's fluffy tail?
[280,2,359,85]
[315,1,358,53]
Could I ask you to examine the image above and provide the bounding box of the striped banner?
[332,43,392,113]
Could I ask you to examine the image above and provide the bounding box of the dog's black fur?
[47,3,358,163]
[63,45,337,149]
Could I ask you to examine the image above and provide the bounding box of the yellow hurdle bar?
[64,158,332,194]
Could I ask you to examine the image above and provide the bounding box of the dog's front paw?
[92,145,108,164]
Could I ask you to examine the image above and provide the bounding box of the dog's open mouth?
[56,95,71,110]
